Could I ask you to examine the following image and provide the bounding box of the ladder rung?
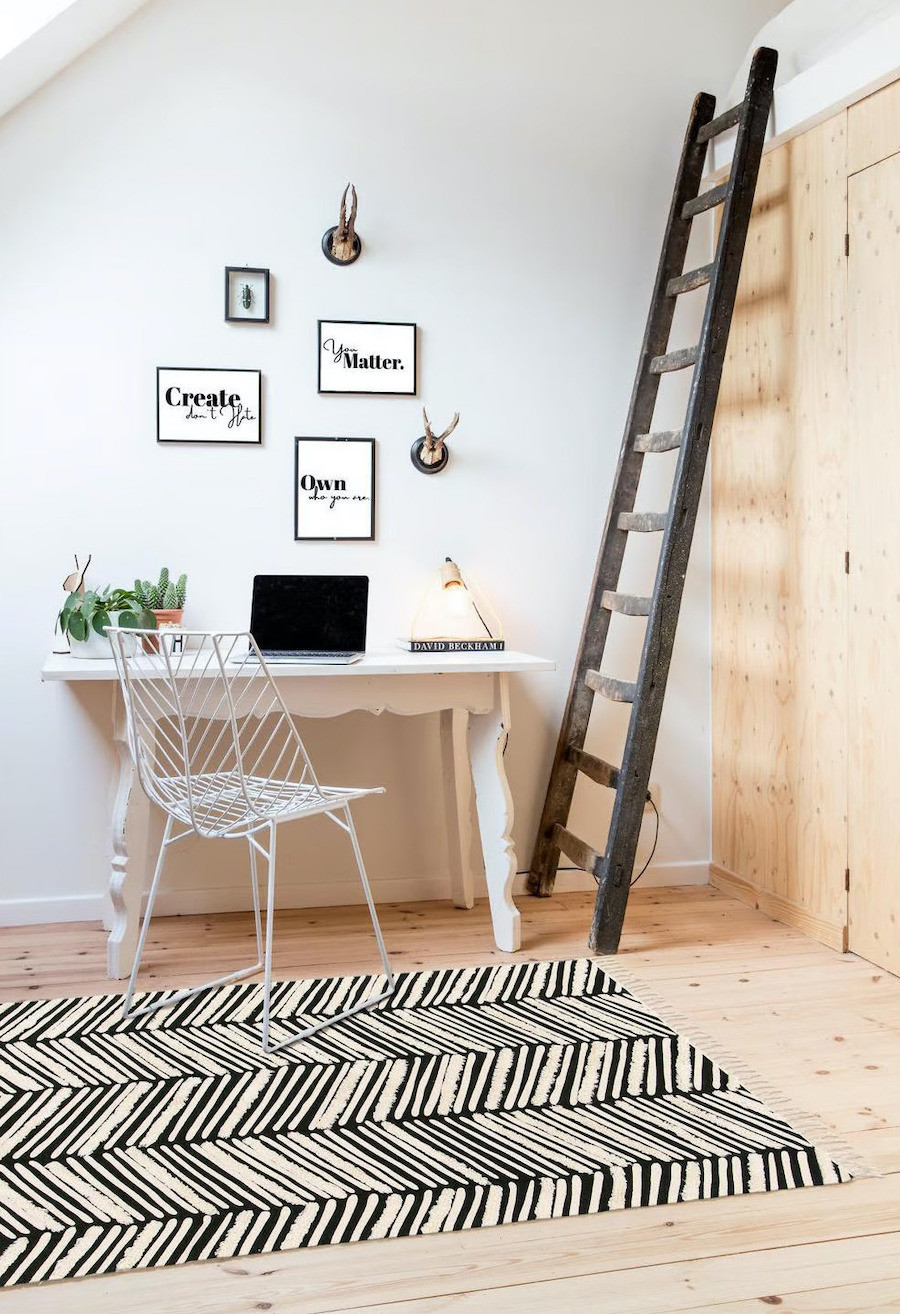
[566,747,619,790]
[552,823,601,874]
[696,101,744,144]
[682,181,729,219]
[634,429,682,454]
[667,262,714,297]
[618,511,668,532]
[601,590,651,617]
[649,345,698,374]
[585,670,637,703]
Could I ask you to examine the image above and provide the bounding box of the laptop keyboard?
[256,650,359,660]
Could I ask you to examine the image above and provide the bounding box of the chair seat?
[155,771,380,835]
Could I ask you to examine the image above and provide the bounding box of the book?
[397,638,506,653]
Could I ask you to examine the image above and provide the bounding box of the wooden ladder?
[527,47,778,953]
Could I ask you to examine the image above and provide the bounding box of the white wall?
[0,0,784,924]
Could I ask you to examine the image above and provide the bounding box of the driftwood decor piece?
[62,554,91,595]
[322,184,362,266]
[411,408,459,474]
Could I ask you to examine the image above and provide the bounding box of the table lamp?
[400,558,504,652]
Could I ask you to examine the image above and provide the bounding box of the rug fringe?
[596,956,877,1183]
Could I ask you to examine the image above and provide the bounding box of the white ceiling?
[0,0,150,120]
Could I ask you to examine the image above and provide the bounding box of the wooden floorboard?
[2,885,899,1312]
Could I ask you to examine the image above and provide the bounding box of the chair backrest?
[107,629,324,837]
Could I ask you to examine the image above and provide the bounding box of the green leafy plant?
[57,588,157,643]
[134,568,188,611]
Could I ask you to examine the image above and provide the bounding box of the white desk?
[41,649,555,978]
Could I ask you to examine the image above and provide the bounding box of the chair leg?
[260,805,394,1055]
[122,822,267,1023]
[343,804,394,988]
[248,834,263,962]
[122,812,174,1018]
[261,820,278,1053]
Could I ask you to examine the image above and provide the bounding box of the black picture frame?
[157,367,262,445]
[294,437,376,541]
[225,267,270,323]
[317,319,417,396]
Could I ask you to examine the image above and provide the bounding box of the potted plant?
[134,567,188,628]
[57,586,157,659]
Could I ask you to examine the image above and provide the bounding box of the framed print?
[157,367,261,444]
[225,267,270,323]
[318,320,417,396]
[294,437,375,541]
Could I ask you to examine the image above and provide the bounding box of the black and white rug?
[0,958,853,1286]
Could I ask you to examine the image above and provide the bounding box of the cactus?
[134,568,187,612]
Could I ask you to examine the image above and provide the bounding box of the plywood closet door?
[711,115,850,949]
[847,153,900,974]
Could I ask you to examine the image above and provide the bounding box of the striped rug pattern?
[0,958,849,1285]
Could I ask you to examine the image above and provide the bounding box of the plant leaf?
[92,609,110,637]
[68,612,87,642]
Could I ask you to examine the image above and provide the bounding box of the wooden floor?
[3,885,900,1312]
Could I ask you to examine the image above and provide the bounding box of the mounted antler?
[422,408,459,458]
[323,183,362,265]
[412,409,459,474]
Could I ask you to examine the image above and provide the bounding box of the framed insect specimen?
[225,267,270,323]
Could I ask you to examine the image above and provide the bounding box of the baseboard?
[511,860,709,896]
[145,860,708,913]
[148,877,459,918]
[0,894,107,927]
[0,861,709,926]
[709,862,847,952]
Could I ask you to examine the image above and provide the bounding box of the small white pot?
[68,613,139,659]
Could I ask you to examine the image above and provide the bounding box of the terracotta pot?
[143,608,185,652]
[152,608,184,628]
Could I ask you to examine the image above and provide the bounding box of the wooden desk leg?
[440,708,475,909]
[107,686,140,980]
[469,674,521,952]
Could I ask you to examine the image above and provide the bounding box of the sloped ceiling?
[0,0,151,120]
[726,0,900,103]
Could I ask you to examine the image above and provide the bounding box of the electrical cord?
[630,792,660,887]
[515,866,583,875]
[514,794,660,886]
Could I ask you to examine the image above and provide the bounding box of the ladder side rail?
[527,90,717,897]
[589,46,778,952]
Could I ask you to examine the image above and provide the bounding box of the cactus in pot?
[134,567,188,627]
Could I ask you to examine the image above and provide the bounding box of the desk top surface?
[41,648,556,682]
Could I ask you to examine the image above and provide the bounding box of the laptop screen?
[250,575,368,653]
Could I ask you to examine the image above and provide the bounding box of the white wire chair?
[107,628,394,1053]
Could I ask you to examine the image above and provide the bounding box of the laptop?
[247,574,368,664]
